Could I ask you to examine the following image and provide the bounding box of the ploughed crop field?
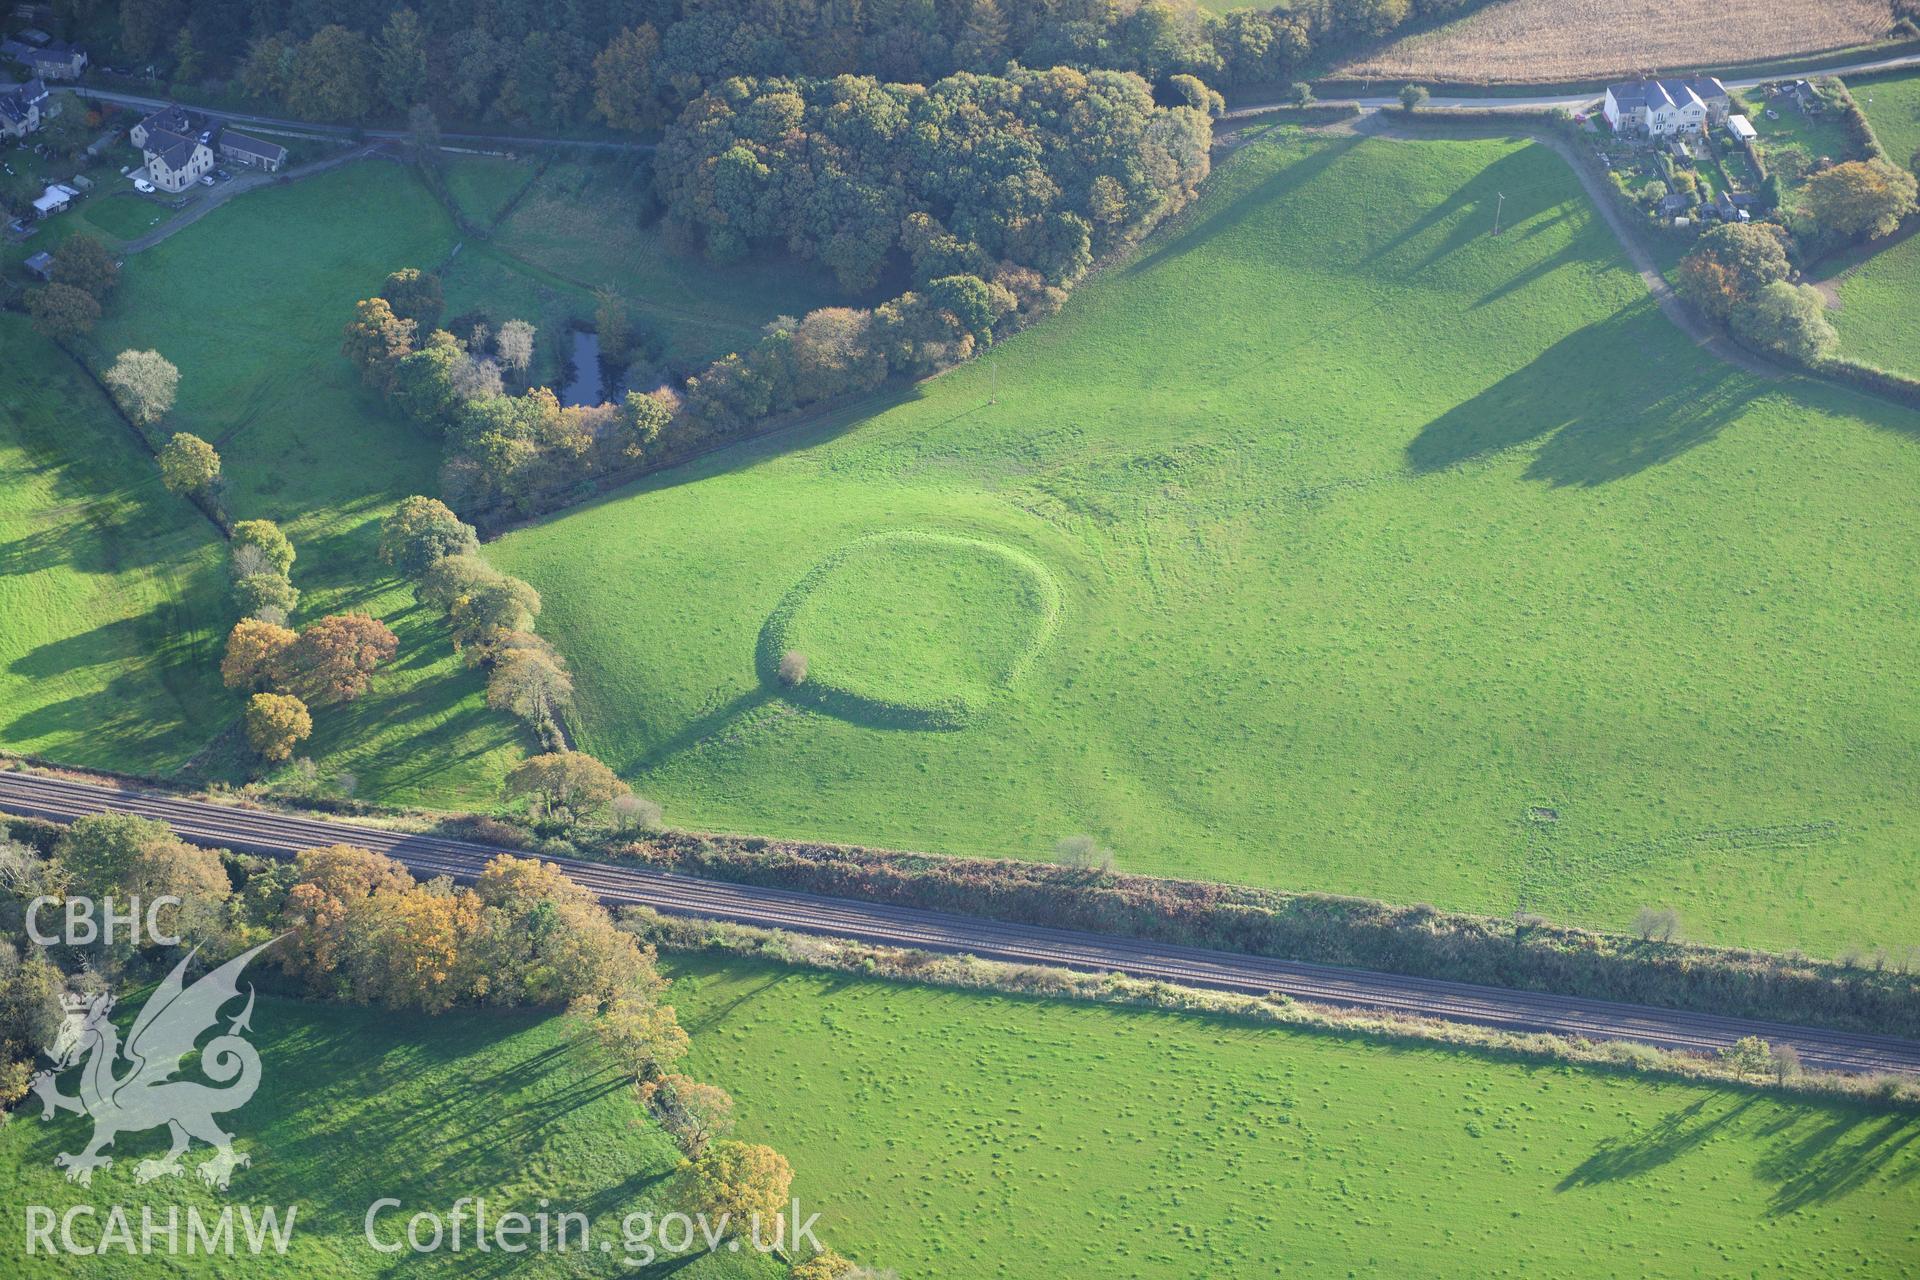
[1,993,780,1279]
[1337,0,1896,84]
[490,131,1920,955]
[670,956,1920,1279]
[1830,71,1920,377]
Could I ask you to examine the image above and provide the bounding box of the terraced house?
[1602,76,1731,137]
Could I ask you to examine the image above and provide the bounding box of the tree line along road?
[3,769,1918,1077]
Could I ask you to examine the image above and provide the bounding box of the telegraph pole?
[1493,191,1506,235]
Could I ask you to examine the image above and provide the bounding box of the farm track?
[5,769,1919,1078]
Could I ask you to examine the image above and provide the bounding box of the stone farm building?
[0,39,85,80]
[131,105,285,191]
[218,130,286,172]
[142,125,214,192]
[1603,77,1730,138]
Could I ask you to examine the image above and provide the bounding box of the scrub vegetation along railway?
[6,770,1919,1077]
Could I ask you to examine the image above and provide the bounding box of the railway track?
[5,769,1917,1076]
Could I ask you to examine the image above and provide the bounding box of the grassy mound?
[491,133,1920,954]
[671,955,1920,1280]
[759,532,1060,730]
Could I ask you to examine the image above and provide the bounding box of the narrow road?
[68,86,656,153]
[1229,51,1920,118]
[4,769,1917,1077]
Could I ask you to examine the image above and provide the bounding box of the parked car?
[214,168,232,182]
[132,176,154,193]
[199,174,214,186]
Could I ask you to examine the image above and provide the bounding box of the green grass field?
[1828,72,1920,377]
[0,315,230,772]
[440,153,539,228]
[478,159,847,369]
[1,993,781,1278]
[1856,72,1920,172]
[81,161,524,804]
[6,151,847,802]
[671,955,1920,1279]
[489,131,1920,954]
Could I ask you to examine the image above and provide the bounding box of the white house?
[0,79,41,138]
[1603,77,1731,138]
[142,128,215,192]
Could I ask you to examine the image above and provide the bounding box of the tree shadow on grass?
[1560,1093,1920,1215]
[1757,1109,1920,1216]
[1557,1094,1760,1188]
[1406,307,1764,485]
[632,687,782,772]
[1366,145,1571,275]
[1123,132,1367,279]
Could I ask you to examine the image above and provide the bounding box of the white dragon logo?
[28,939,276,1190]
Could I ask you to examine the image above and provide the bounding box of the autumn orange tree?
[221,619,299,691]
[279,613,399,704]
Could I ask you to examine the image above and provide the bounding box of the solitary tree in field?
[777,649,809,687]
[504,751,628,823]
[1399,84,1428,112]
[496,319,536,374]
[50,234,119,300]
[378,496,478,578]
[676,1142,793,1240]
[104,350,180,427]
[26,283,101,342]
[245,692,313,762]
[158,432,220,495]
